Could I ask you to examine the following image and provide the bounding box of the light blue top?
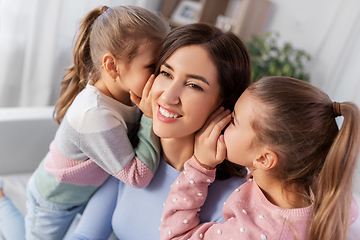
[69,158,247,240]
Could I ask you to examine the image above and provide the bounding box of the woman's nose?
[161,80,181,105]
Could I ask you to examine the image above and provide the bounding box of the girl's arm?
[68,176,119,240]
[48,107,160,189]
[110,74,159,187]
[50,75,160,189]
[72,112,161,189]
[160,108,233,240]
[160,157,229,240]
[88,74,160,188]
[110,114,161,188]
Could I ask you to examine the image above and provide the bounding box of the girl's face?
[224,90,258,169]
[151,45,221,139]
[117,42,159,98]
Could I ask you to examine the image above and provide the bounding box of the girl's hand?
[130,74,155,118]
[194,107,232,168]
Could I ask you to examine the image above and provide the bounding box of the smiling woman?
[69,23,251,240]
[151,45,220,140]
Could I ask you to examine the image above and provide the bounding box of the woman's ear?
[253,148,278,171]
[102,53,119,80]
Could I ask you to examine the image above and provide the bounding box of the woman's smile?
[156,105,182,123]
[151,45,220,139]
[158,105,181,119]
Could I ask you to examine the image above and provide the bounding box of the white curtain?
[302,0,360,195]
[265,0,360,196]
[0,0,162,107]
[309,0,360,106]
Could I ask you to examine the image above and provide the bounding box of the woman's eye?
[160,70,172,79]
[187,83,203,91]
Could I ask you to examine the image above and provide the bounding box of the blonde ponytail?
[310,102,360,240]
[54,7,103,123]
[247,77,360,240]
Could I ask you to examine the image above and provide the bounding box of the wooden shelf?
[160,0,272,42]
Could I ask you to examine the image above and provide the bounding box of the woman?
[69,23,251,240]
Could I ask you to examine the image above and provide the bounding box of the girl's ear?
[253,148,278,170]
[102,53,119,79]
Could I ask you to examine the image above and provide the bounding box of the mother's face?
[151,45,221,139]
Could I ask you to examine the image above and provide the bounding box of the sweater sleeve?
[160,156,222,240]
[111,115,161,188]
[75,112,160,189]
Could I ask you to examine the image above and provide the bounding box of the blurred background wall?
[0,0,359,108]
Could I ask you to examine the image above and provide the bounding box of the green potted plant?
[246,31,311,82]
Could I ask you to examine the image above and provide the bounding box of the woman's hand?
[130,74,155,118]
[194,107,232,168]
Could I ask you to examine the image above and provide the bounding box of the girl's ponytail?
[310,102,360,239]
[248,77,360,239]
[53,6,104,123]
[54,5,168,123]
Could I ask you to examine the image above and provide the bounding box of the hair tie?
[100,6,109,14]
[332,101,342,117]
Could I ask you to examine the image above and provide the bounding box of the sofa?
[0,106,359,239]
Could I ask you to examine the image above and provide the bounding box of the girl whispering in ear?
[0,5,168,240]
[160,76,360,240]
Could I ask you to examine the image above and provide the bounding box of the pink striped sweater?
[160,157,312,240]
[34,84,160,206]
